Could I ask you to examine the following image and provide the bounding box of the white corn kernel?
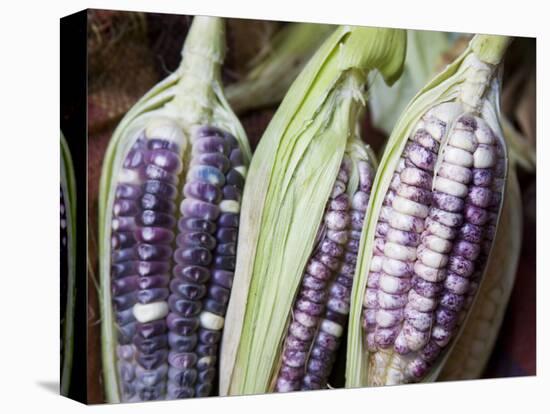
[434,176,469,197]
[133,302,169,323]
[384,242,417,262]
[320,319,343,337]
[423,234,453,253]
[220,200,240,213]
[200,311,225,330]
[392,195,429,218]
[449,129,477,152]
[473,146,496,168]
[418,248,448,269]
[444,146,474,167]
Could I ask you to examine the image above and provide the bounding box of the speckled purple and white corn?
[275,155,374,392]
[110,123,245,401]
[301,159,374,391]
[362,106,504,385]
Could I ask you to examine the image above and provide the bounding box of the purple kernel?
[440,291,465,312]
[136,288,169,304]
[167,332,198,352]
[222,185,242,201]
[173,265,210,284]
[169,296,202,316]
[211,269,233,289]
[432,191,464,213]
[138,210,175,228]
[168,351,197,370]
[134,334,167,354]
[178,217,216,234]
[207,285,230,305]
[218,212,239,228]
[116,184,142,200]
[199,329,221,345]
[229,148,244,166]
[203,299,226,315]
[174,247,212,267]
[136,320,166,338]
[180,198,220,221]
[216,243,237,256]
[194,152,230,173]
[136,349,167,370]
[213,255,235,270]
[467,187,493,208]
[166,313,200,336]
[472,168,493,186]
[143,180,177,199]
[183,181,222,204]
[177,231,216,250]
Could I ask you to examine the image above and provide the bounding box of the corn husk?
[60,132,76,397]
[220,25,406,396]
[346,34,512,387]
[369,30,452,136]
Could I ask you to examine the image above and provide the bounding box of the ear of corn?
[60,132,77,397]
[225,22,334,113]
[99,16,251,403]
[346,34,512,387]
[220,26,406,396]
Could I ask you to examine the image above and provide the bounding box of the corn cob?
[346,34,512,387]
[220,26,406,396]
[99,16,251,403]
[225,22,334,114]
[60,132,76,397]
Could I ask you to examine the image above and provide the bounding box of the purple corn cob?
[275,154,375,392]
[109,123,246,401]
[361,106,504,385]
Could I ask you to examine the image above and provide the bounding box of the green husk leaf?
[369,30,451,136]
[98,16,250,403]
[220,25,406,396]
[346,34,511,387]
[60,132,76,397]
[226,22,335,113]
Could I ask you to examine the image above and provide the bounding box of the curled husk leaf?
[369,30,451,136]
